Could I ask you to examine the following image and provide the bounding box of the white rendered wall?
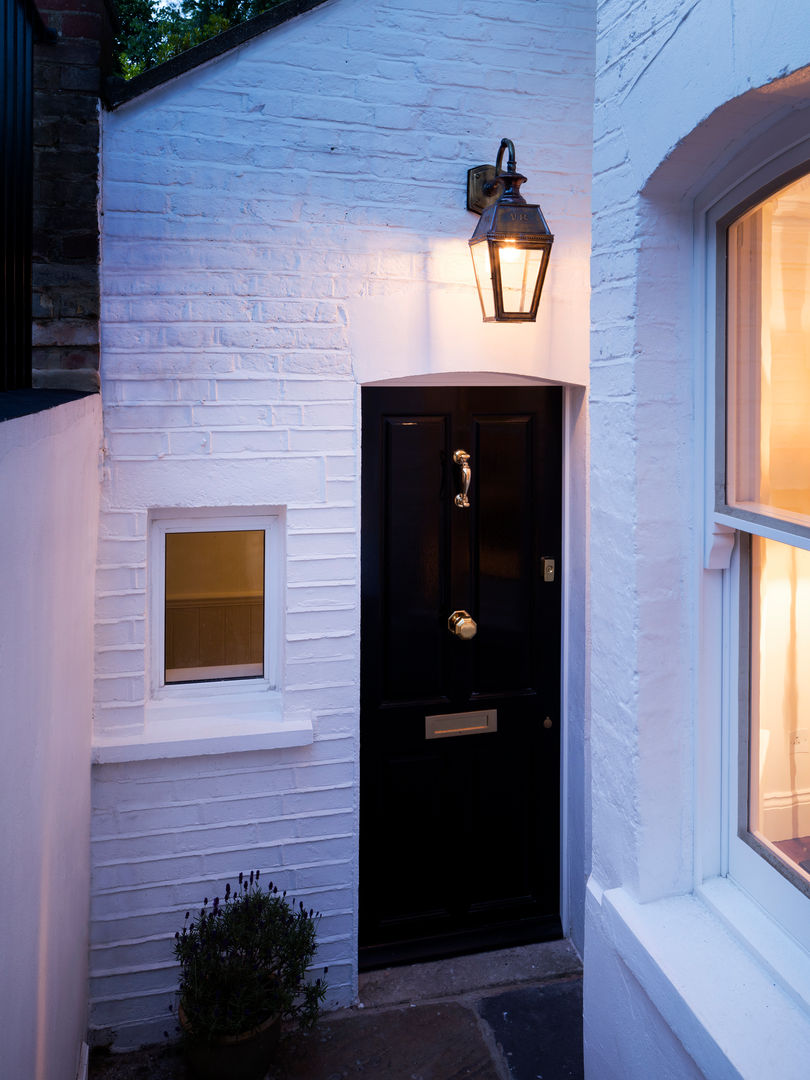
[94,0,594,1049]
[0,395,100,1080]
[588,1,810,1077]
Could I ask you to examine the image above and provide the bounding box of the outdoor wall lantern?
[467,138,554,322]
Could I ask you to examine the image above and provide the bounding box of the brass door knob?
[448,610,477,640]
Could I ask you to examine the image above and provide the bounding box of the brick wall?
[32,0,114,390]
[90,741,356,1044]
[93,0,594,1049]
[587,0,810,918]
[586,2,810,1078]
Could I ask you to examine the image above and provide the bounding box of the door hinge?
[542,557,556,583]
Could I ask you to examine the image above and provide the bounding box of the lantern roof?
[469,199,554,247]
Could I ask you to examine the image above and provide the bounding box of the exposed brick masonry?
[32,0,115,390]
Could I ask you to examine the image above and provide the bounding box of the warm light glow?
[750,537,810,867]
[470,241,495,319]
[497,245,543,315]
[731,173,810,879]
[165,530,264,683]
[728,174,810,525]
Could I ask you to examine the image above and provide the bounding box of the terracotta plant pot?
[179,1003,282,1080]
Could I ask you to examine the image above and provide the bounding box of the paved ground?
[89,940,583,1080]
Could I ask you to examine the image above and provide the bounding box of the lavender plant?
[174,871,327,1042]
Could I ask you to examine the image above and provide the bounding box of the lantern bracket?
[466,138,527,215]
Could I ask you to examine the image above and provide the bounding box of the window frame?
[713,152,810,551]
[706,138,810,939]
[148,508,282,705]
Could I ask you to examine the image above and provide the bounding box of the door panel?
[474,414,535,693]
[360,386,562,966]
[466,737,535,909]
[381,750,454,924]
[381,415,449,703]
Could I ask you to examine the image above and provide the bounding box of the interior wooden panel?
[165,597,263,678]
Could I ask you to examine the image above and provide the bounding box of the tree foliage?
[114,0,285,79]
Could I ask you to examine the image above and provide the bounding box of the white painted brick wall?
[587,2,810,1078]
[94,0,594,1049]
[589,0,810,903]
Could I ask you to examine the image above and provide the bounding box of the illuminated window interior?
[164,530,264,684]
[749,537,810,876]
[728,173,810,526]
[729,173,810,880]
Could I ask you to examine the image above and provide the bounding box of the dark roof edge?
[103,0,333,109]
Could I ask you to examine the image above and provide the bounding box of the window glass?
[727,174,810,526]
[749,535,810,883]
[728,169,810,890]
[164,530,265,684]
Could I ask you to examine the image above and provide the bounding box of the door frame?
[356,374,586,958]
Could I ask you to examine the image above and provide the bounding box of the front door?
[360,386,563,967]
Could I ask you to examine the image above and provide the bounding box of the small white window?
[150,510,281,700]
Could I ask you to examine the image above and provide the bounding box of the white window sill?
[92,692,312,764]
[591,877,810,1079]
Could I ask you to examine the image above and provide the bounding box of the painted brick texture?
[90,740,354,1042]
[589,0,707,900]
[94,0,594,1048]
[589,0,810,906]
[587,2,810,1078]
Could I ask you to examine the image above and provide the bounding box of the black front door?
[360,386,563,967]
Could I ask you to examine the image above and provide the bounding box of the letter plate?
[425,709,497,740]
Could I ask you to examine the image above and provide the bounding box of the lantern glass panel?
[471,240,496,320]
[497,243,544,315]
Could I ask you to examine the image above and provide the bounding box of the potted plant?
[174,870,327,1080]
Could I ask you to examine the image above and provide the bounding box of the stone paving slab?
[478,978,584,1080]
[89,980,583,1080]
[360,941,581,1009]
[277,1001,505,1080]
[90,1002,505,1080]
[89,1043,183,1080]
